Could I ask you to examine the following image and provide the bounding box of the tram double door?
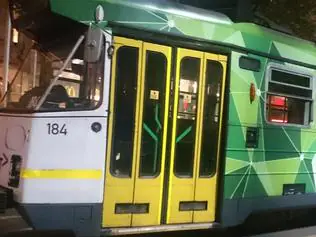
[103,37,227,227]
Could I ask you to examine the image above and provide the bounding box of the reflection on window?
[199,60,223,177]
[2,35,104,111]
[267,95,307,125]
[139,51,167,177]
[266,68,312,126]
[267,96,288,123]
[6,49,41,104]
[174,57,200,177]
[178,79,198,118]
[110,46,139,178]
[53,58,82,99]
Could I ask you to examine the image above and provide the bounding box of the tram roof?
[9,0,316,68]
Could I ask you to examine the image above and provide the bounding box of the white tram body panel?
[0,31,112,206]
[0,114,107,204]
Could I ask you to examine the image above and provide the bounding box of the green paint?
[143,123,158,142]
[226,158,250,174]
[143,123,159,174]
[49,0,316,67]
[176,126,192,143]
[155,104,162,130]
[154,104,162,173]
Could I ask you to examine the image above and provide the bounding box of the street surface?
[0,209,30,235]
[250,226,316,237]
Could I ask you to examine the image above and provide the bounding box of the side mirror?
[84,27,104,63]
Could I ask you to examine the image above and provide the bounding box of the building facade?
[0,1,43,102]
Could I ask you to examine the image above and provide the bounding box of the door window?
[110,46,139,177]
[199,60,223,177]
[174,57,201,177]
[139,51,168,177]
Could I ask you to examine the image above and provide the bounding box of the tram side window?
[266,68,313,126]
[199,61,223,177]
[174,57,200,177]
[110,46,139,178]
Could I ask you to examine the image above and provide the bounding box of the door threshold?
[101,222,220,236]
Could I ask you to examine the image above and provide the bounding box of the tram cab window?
[266,67,313,126]
[1,35,104,112]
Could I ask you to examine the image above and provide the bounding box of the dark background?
[171,0,316,42]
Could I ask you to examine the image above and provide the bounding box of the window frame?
[264,62,315,128]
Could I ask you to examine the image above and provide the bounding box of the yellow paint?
[102,35,228,228]
[168,51,227,224]
[192,52,207,222]
[102,37,142,227]
[193,48,207,199]
[167,48,204,224]
[194,53,227,223]
[102,37,172,227]
[133,42,172,226]
[21,169,102,179]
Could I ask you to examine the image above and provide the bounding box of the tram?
[1,0,316,236]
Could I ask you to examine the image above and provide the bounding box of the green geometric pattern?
[225,51,316,199]
[49,0,316,199]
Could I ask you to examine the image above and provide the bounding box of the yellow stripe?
[21,169,102,179]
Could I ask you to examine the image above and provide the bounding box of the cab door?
[102,37,172,227]
[167,49,227,224]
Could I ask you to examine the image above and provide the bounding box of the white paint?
[95,5,105,22]
[256,89,262,97]
[5,125,26,152]
[0,31,112,205]
[0,116,9,185]
[0,105,109,204]
[167,19,175,28]
[19,179,105,204]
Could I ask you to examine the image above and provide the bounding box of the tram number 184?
[47,123,68,135]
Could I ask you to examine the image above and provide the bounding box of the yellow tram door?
[102,36,172,227]
[167,48,227,224]
[132,42,172,226]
